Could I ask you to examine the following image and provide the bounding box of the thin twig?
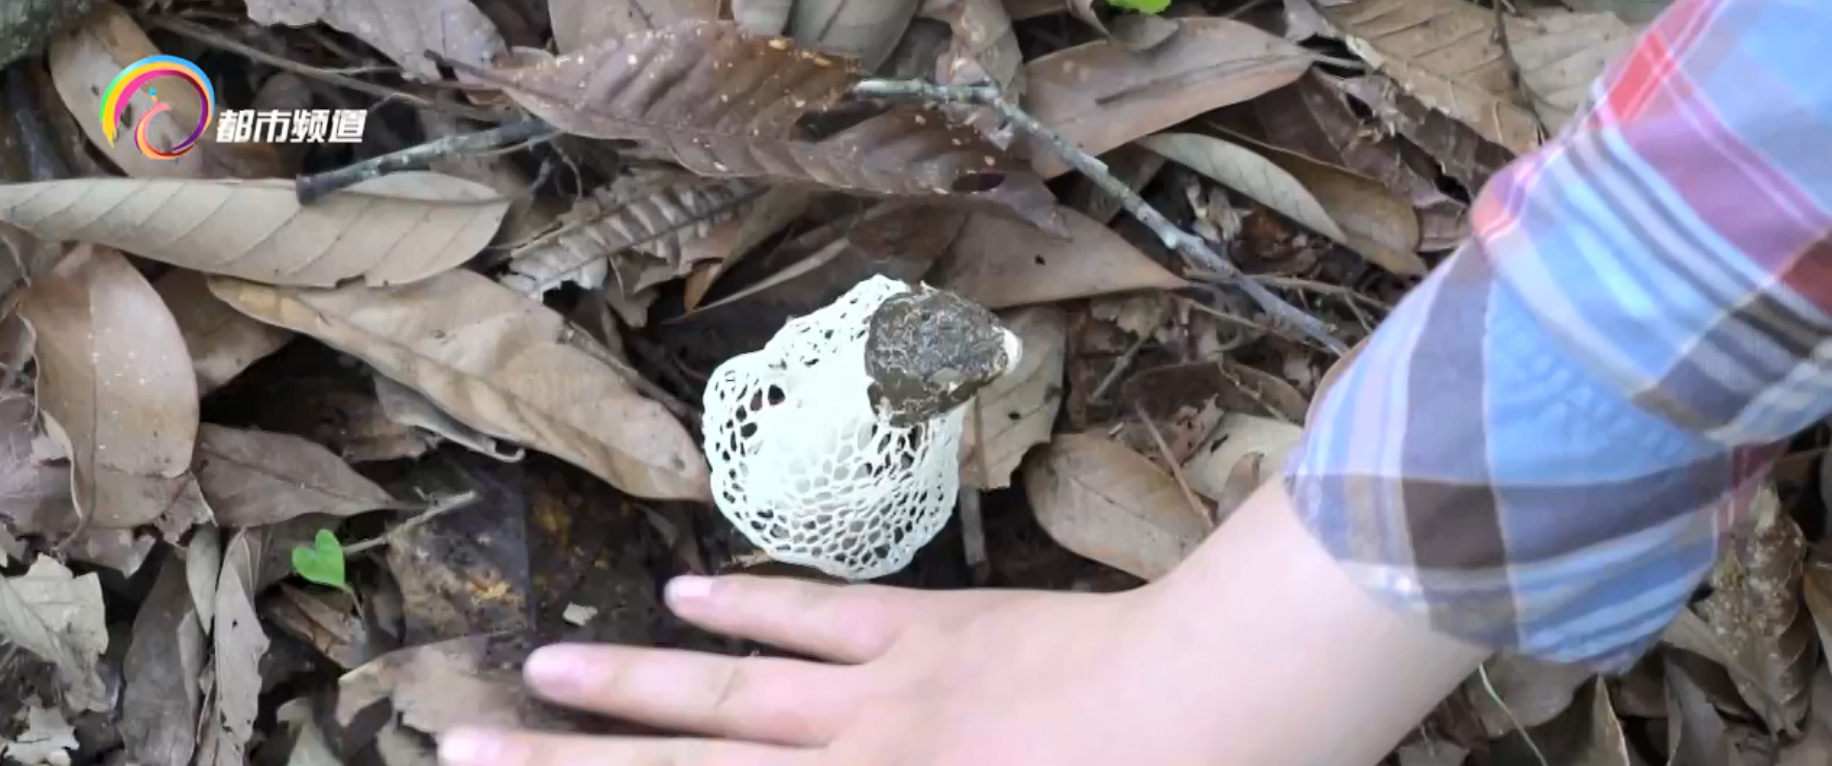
[1133,401,1212,528]
[1476,663,1549,766]
[1189,269,1394,313]
[1089,307,1165,404]
[560,324,701,422]
[962,398,991,584]
[342,490,480,555]
[852,79,1346,354]
[140,14,507,124]
[295,119,558,203]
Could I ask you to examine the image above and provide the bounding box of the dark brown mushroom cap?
[863,286,1012,427]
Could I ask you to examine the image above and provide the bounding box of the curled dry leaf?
[210,269,711,501]
[549,0,721,54]
[193,424,403,528]
[17,246,198,528]
[246,0,507,81]
[1336,74,1514,195]
[789,0,922,72]
[121,554,205,766]
[0,556,108,711]
[495,21,1050,227]
[500,176,759,299]
[375,375,524,462]
[681,186,819,310]
[1023,432,1210,580]
[0,173,507,288]
[1698,483,1812,735]
[935,207,1187,309]
[48,5,285,181]
[1666,651,1748,766]
[962,306,1066,490]
[1021,18,1313,178]
[1318,0,1636,156]
[1141,132,1425,275]
[198,530,268,766]
[1182,413,1301,519]
[153,270,293,395]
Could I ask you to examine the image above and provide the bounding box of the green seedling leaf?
[1108,0,1170,13]
[291,529,349,591]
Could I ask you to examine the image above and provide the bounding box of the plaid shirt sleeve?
[1284,0,1832,669]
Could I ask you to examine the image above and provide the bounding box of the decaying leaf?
[275,698,344,766]
[246,0,507,81]
[919,0,1025,133]
[1317,0,1636,156]
[17,246,198,528]
[790,0,922,72]
[47,5,285,181]
[122,553,206,766]
[1021,18,1313,178]
[1487,677,1628,766]
[1466,655,1593,737]
[962,306,1066,489]
[494,21,1049,224]
[193,424,403,528]
[500,176,759,300]
[1697,483,1812,735]
[0,395,72,538]
[154,270,293,395]
[1182,413,1302,519]
[0,556,108,711]
[198,531,268,766]
[375,375,524,462]
[935,208,1187,309]
[681,186,819,310]
[548,0,720,53]
[265,585,377,669]
[1141,132,1425,275]
[1336,74,1514,195]
[0,173,510,288]
[210,270,711,501]
[1023,432,1209,580]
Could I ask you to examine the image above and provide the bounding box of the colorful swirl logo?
[98,55,216,161]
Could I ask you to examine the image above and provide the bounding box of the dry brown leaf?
[1022,18,1313,178]
[210,270,711,501]
[1698,483,1812,735]
[247,0,506,81]
[935,208,1187,309]
[1485,677,1627,766]
[47,5,285,181]
[1335,74,1513,195]
[495,21,1053,226]
[0,556,108,711]
[1254,73,1466,251]
[1141,132,1425,275]
[198,530,267,766]
[121,553,205,766]
[0,173,508,288]
[1067,2,1180,51]
[919,0,1024,134]
[1182,413,1301,518]
[1666,651,1748,766]
[1023,432,1209,580]
[790,0,922,72]
[374,375,524,462]
[17,246,197,528]
[193,424,402,528]
[265,586,377,669]
[1318,0,1635,156]
[153,270,293,395]
[337,635,536,734]
[500,176,759,300]
[962,306,1065,490]
[549,0,720,53]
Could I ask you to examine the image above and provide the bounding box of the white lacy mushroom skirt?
[702,276,965,580]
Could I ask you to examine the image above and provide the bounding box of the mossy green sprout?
[1107,0,1170,14]
[291,529,351,592]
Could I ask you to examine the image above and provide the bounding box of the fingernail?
[438,729,503,766]
[666,575,715,604]
[524,645,590,693]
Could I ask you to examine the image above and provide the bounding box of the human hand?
[435,574,1197,765]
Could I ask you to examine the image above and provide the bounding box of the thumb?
[663,574,1019,663]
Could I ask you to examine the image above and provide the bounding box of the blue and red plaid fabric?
[1284,0,1832,669]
